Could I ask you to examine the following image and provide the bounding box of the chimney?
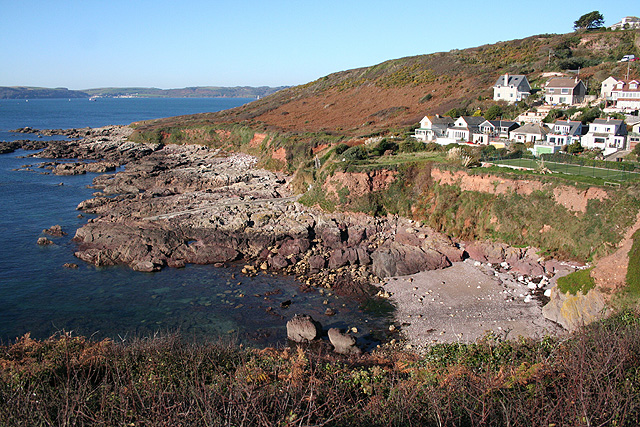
[504,73,509,86]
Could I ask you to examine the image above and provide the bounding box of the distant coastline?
[0,85,288,100]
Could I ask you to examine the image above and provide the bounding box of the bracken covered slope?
[135,29,640,137]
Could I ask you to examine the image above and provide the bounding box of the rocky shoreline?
[9,125,589,349]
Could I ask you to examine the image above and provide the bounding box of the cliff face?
[310,164,640,268]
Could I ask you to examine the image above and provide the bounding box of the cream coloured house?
[493,73,531,103]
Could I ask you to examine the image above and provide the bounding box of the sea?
[0,98,389,347]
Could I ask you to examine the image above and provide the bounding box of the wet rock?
[131,260,159,272]
[328,328,361,355]
[37,237,53,246]
[63,263,79,269]
[43,225,67,237]
[286,314,320,342]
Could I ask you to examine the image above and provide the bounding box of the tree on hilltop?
[574,11,604,30]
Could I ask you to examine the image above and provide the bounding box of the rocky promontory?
[19,125,596,345]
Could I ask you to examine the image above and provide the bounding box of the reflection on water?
[0,151,391,347]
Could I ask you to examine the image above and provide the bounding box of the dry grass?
[1,311,640,426]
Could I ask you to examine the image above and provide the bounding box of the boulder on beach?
[286,314,321,342]
[328,328,361,355]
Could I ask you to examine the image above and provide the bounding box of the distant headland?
[0,85,289,99]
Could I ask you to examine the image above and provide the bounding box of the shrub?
[334,143,349,155]
[369,139,398,156]
[341,145,368,161]
[398,139,427,153]
[418,93,433,103]
[557,267,596,295]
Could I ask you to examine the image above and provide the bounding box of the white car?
[619,55,636,62]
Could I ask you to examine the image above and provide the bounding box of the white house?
[601,76,619,100]
[610,16,640,30]
[510,123,550,144]
[628,123,640,152]
[446,116,487,144]
[413,115,455,142]
[546,120,584,146]
[610,79,640,111]
[493,74,531,103]
[544,77,587,105]
[479,120,520,139]
[582,118,628,155]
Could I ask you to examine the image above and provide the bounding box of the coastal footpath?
[7,126,604,347]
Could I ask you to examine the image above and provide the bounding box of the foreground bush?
[1,312,640,426]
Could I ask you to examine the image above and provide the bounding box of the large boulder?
[286,314,321,342]
[542,287,608,331]
[328,328,361,355]
[371,243,450,278]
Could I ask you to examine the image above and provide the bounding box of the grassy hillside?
[126,28,640,268]
[134,28,640,137]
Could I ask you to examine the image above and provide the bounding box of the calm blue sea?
[0,98,387,346]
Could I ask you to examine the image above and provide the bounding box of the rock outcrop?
[542,287,608,331]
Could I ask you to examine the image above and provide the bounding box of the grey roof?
[428,115,455,125]
[592,118,625,126]
[494,74,528,88]
[546,78,582,89]
[511,123,550,136]
[553,120,582,135]
[461,116,487,126]
[489,120,519,129]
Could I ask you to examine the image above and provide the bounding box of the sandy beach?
[383,259,566,350]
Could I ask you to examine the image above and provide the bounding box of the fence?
[482,152,640,182]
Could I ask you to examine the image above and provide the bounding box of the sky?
[0,0,635,89]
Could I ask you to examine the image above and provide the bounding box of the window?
[561,88,569,94]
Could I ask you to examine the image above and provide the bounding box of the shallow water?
[0,99,391,347]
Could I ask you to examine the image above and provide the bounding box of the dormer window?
[631,83,638,90]
[617,82,625,89]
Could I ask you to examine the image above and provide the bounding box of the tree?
[574,11,604,30]
[484,105,503,120]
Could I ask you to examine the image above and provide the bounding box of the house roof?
[493,74,528,88]
[488,120,518,129]
[460,116,486,126]
[511,123,550,136]
[553,120,582,134]
[592,118,625,126]
[426,115,455,125]
[546,78,582,89]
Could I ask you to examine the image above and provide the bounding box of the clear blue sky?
[0,0,634,89]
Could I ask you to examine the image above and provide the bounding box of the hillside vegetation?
[2,313,640,426]
[135,28,640,136]
[127,29,640,270]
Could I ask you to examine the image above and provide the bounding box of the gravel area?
[382,260,565,350]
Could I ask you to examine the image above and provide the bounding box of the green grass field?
[491,158,640,182]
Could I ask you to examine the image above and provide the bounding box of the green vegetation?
[2,312,640,426]
[625,229,640,300]
[557,267,596,295]
[574,11,605,31]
